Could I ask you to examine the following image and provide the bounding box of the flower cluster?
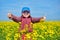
[0,21,60,40]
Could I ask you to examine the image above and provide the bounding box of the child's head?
[22,7,30,18]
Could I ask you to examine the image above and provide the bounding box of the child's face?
[22,12,30,18]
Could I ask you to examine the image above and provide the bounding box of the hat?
[22,7,30,13]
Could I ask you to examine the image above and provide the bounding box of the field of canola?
[0,21,60,40]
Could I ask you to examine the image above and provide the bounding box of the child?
[8,7,46,40]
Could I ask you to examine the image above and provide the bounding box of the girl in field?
[8,7,46,40]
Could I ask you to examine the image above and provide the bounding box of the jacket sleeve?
[9,14,21,23]
[31,17,40,23]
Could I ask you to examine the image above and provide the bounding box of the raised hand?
[8,13,12,18]
[40,16,46,22]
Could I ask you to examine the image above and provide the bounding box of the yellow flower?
[40,24,45,30]
[6,33,11,40]
[48,30,55,34]
[39,35,44,39]
[14,33,20,40]
[26,33,31,38]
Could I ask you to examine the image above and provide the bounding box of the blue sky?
[0,0,60,20]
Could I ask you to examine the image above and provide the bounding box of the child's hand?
[41,16,46,21]
[8,13,12,18]
[43,16,46,20]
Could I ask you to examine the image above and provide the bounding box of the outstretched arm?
[8,13,21,23]
[31,16,46,23]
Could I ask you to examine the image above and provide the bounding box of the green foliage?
[0,21,60,40]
